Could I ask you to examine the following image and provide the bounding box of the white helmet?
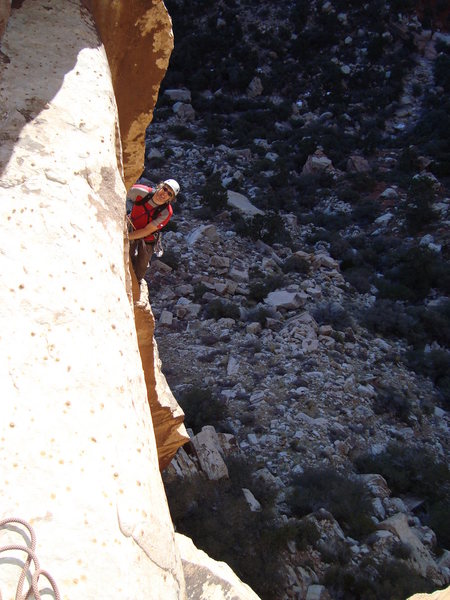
[163,179,180,197]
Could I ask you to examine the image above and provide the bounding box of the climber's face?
[153,184,174,205]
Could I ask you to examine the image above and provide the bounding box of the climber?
[127,178,180,281]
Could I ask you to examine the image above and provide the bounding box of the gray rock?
[164,88,192,102]
[173,101,195,121]
[227,190,264,216]
[265,290,307,310]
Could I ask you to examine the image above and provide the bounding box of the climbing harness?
[0,517,61,600]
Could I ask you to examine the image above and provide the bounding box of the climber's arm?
[128,222,159,240]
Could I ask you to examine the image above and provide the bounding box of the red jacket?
[130,189,173,242]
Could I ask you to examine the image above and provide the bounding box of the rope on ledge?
[0,517,61,600]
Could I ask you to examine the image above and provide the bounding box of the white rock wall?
[0,2,185,598]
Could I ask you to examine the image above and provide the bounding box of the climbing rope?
[0,518,61,600]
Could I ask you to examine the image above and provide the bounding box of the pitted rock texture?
[1,2,261,599]
[0,2,184,598]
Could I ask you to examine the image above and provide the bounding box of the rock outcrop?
[0,2,185,598]
[0,1,255,599]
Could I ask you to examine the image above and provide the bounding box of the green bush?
[168,124,197,141]
[429,500,450,550]
[193,282,208,302]
[204,298,240,321]
[246,307,272,327]
[282,254,310,274]
[248,274,285,303]
[177,385,228,434]
[435,52,450,93]
[342,267,373,293]
[375,246,449,302]
[293,518,320,550]
[362,298,450,381]
[373,386,413,424]
[287,468,375,539]
[312,302,353,332]
[200,173,228,212]
[324,559,434,600]
[405,176,437,234]
[234,212,292,246]
[407,348,450,406]
[397,146,421,173]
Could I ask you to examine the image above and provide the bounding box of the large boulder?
[378,514,445,585]
[176,534,261,600]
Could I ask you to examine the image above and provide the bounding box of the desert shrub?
[344,171,378,193]
[363,298,450,351]
[337,185,361,204]
[234,212,292,246]
[293,518,320,550]
[324,559,434,600]
[248,274,285,303]
[167,124,197,141]
[177,385,228,433]
[312,302,353,331]
[203,117,223,146]
[354,443,450,548]
[342,267,373,293]
[375,246,449,302]
[352,199,381,225]
[282,254,310,274]
[407,97,450,177]
[373,386,413,424]
[287,468,375,539]
[375,278,418,302]
[164,456,287,600]
[200,173,228,212]
[367,34,387,61]
[435,52,450,93]
[313,211,352,232]
[364,300,405,339]
[392,541,413,560]
[405,175,437,234]
[290,0,310,32]
[193,282,208,302]
[397,146,422,173]
[407,348,450,406]
[246,307,272,327]
[148,155,166,169]
[429,501,450,550]
[318,538,352,566]
[204,298,240,321]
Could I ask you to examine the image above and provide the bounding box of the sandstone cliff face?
[0,2,263,598]
[83,0,175,188]
[0,1,186,598]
